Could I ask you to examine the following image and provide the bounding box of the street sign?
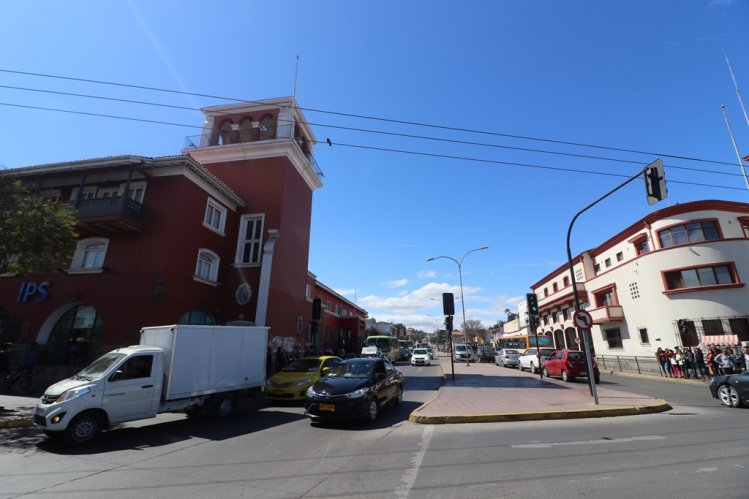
[573,309,593,330]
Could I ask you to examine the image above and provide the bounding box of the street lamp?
[427,246,489,367]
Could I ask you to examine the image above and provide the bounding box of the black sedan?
[305,357,404,423]
[710,371,749,408]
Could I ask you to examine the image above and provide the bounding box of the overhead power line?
[0,67,740,168]
[0,101,744,192]
[0,84,743,179]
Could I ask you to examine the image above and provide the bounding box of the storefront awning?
[700,335,740,346]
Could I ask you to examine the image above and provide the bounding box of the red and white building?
[529,200,749,356]
[0,97,367,366]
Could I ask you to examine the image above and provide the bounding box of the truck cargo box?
[140,324,268,400]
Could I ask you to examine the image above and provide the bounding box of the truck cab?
[34,345,164,445]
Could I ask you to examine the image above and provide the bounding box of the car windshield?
[505,349,519,354]
[283,358,321,373]
[455,345,467,352]
[77,352,127,378]
[540,349,556,357]
[327,361,374,379]
[413,349,427,355]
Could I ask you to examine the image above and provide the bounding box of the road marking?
[512,435,666,449]
[395,424,434,497]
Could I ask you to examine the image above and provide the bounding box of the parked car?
[397,347,411,362]
[710,371,749,408]
[305,357,403,423]
[411,348,431,366]
[494,348,521,368]
[265,356,342,401]
[453,344,473,362]
[477,347,496,363]
[518,348,556,373]
[543,349,600,383]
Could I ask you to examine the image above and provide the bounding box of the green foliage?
[0,178,78,275]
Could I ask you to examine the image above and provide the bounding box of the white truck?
[34,324,268,445]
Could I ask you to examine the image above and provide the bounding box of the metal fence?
[597,355,662,375]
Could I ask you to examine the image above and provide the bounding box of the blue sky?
[1,1,748,333]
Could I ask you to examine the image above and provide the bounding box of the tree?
[0,178,78,275]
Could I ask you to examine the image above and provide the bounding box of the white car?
[411,347,431,366]
[518,347,556,373]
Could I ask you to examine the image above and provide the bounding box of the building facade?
[529,200,749,356]
[0,97,364,367]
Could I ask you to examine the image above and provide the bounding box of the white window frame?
[305,284,312,300]
[68,237,109,273]
[194,249,220,285]
[235,214,265,266]
[96,187,119,199]
[118,181,147,203]
[203,198,227,235]
[70,186,98,201]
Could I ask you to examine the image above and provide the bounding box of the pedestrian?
[694,347,709,380]
[0,342,13,394]
[714,347,737,375]
[669,348,682,378]
[683,347,695,379]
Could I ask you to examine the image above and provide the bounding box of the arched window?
[46,304,103,365]
[218,120,235,145]
[70,238,109,271]
[259,113,276,140]
[179,308,216,325]
[239,117,256,142]
[195,249,219,283]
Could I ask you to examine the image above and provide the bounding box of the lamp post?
[427,246,489,368]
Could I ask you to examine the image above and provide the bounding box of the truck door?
[104,354,160,423]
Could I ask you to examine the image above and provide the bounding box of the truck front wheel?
[64,413,103,446]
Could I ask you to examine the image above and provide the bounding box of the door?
[103,354,160,423]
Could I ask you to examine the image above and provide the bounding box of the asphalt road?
[1,365,747,498]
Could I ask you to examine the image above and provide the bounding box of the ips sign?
[17,281,50,304]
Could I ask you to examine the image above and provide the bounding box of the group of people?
[656,344,749,380]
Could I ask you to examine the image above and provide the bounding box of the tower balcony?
[75,196,145,235]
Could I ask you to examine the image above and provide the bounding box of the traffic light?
[442,293,455,316]
[526,293,539,316]
[644,159,667,205]
[445,315,454,331]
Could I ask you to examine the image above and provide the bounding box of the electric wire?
[0,68,740,168]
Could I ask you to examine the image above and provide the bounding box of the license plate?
[271,390,284,395]
[319,403,335,412]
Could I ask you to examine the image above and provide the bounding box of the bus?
[363,335,399,362]
[497,335,554,351]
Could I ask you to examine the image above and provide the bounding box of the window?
[638,328,649,344]
[203,198,227,234]
[305,284,312,300]
[605,258,612,268]
[96,187,119,198]
[179,308,215,325]
[70,238,109,271]
[563,276,570,287]
[70,186,98,201]
[195,249,219,284]
[604,328,623,349]
[41,190,61,202]
[629,282,640,299]
[702,319,724,335]
[551,311,558,323]
[544,287,548,297]
[552,283,558,292]
[119,182,146,203]
[630,234,650,256]
[594,286,617,307]
[594,263,601,274]
[741,219,749,238]
[562,308,569,321]
[664,264,735,291]
[236,214,264,265]
[616,252,623,262]
[658,221,719,248]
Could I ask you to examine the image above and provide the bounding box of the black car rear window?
[567,353,584,361]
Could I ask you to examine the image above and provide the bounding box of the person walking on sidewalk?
[694,347,710,380]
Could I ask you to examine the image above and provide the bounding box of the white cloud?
[417,270,437,279]
[333,288,356,297]
[384,278,408,288]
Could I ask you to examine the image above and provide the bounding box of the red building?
[0,97,366,367]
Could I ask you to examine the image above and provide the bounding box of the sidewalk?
[409,355,671,424]
[0,394,37,429]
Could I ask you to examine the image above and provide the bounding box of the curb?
[0,418,33,429]
[409,399,672,424]
[606,370,710,385]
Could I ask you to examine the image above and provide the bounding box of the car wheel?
[543,367,550,378]
[594,377,600,384]
[367,398,379,422]
[530,362,536,374]
[562,370,573,382]
[213,395,236,418]
[718,385,742,408]
[394,386,403,407]
[64,412,103,446]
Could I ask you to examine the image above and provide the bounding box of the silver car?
[495,348,521,368]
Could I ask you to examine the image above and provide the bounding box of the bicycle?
[4,369,34,395]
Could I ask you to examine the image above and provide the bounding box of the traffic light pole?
[566,165,655,405]
[447,315,455,380]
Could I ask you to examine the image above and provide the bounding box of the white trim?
[70,237,109,271]
[235,214,265,265]
[203,197,227,235]
[194,248,220,283]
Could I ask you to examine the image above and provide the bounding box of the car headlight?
[306,386,317,397]
[293,379,311,387]
[55,386,92,403]
[345,387,369,399]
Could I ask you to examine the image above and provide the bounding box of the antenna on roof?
[293,55,300,99]
[724,50,749,128]
[721,105,749,192]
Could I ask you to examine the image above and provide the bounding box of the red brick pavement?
[409,355,670,423]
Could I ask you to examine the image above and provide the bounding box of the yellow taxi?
[264,356,342,401]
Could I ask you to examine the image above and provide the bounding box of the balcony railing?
[588,305,624,324]
[184,123,324,178]
[75,196,145,233]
